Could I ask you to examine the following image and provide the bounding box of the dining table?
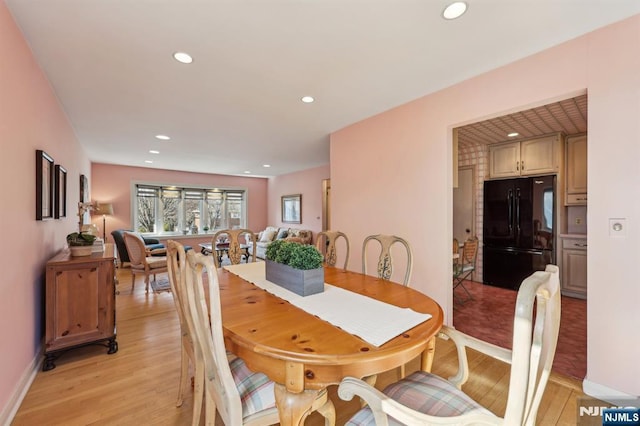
[217,263,444,426]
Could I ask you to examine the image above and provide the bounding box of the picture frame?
[54,165,67,218]
[36,150,55,220]
[281,194,302,224]
[79,174,88,203]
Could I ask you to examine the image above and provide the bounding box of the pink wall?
[331,16,640,398]
[267,165,330,239]
[90,163,269,245]
[0,3,91,419]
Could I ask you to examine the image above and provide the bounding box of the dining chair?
[362,234,413,286]
[212,228,257,268]
[184,250,336,425]
[453,236,478,304]
[123,231,168,293]
[316,230,350,269]
[166,240,202,423]
[338,265,561,426]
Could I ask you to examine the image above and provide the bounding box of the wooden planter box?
[265,259,324,296]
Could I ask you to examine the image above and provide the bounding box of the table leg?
[421,335,437,372]
[274,383,324,426]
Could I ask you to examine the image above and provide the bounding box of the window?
[133,183,246,235]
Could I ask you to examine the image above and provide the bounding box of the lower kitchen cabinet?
[43,243,117,371]
[560,237,587,299]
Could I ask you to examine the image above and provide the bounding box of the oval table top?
[217,265,444,391]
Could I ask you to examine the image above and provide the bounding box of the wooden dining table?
[217,265,444,426]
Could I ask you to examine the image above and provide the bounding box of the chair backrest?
[362,234,413,286]
[505,264,561,425]
[166,240,189,339]
[316,231,350,269]
[461,236,478,267]
[212,228,257,267]
[184,250,244,424]
[123,231,147,268]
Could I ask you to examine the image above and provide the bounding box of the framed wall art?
[79,174,89,203]
[281,194,301,224]
[36,150,55,220]
[54,165,67,218]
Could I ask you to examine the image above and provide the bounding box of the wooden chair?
[183,250,336,425]
[316,230,350,269]
[362,234,413,286]
[338,265,561,426]
[361,234,413,382]
[166,240,202,423]
[123,231,168,293]
[453,236,478,304]
[211,228,257,268]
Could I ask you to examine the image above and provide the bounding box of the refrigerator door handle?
[515,188,521,235]
[508,189,513,235]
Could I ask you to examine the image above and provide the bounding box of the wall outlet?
[575,217,582,225]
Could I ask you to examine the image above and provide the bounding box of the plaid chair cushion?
[346,371,491,425]
[229,357,276,419]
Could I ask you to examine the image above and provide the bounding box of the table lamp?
[92,202,114,241]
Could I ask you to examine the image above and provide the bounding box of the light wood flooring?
[13,269,586,425]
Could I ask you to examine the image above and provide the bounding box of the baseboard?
[583,378,640,406]
[0,347,42,426]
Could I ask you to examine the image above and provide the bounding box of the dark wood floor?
[453,279,587,380]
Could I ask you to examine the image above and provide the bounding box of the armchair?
[338,265,561,425]
[111,229,165,266]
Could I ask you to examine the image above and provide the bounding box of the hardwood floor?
[13,269,585,425]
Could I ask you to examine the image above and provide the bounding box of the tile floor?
[453,279,587,380]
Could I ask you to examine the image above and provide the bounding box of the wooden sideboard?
[43,243,118,371]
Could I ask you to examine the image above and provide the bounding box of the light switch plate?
[609,218,627,237]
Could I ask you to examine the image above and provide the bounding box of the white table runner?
[223,262,432,347]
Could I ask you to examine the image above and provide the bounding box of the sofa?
[251,226,313,260]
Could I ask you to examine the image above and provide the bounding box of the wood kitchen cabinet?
[565,134,587,205]
[560,237,587,299]
[489,134,561,178]
[44,244,118,371]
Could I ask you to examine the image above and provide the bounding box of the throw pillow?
[276,228,288,240]
[288,229,300,237]
[260,229,277,242]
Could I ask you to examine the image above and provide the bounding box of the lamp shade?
[92,203,114,216]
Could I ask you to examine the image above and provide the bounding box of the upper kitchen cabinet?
[489,134,561,178]
[565,134,587,205]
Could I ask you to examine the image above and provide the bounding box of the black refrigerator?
[483,175,556,290]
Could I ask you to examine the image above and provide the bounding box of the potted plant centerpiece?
[66,232,97,256]
[264,240,325,296]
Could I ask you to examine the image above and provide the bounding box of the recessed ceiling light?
[442,2,467,20]
[263,164,271,168]
[155,134,171,140]
[244,170,251,174]
[301,96,314,103]
[508,132,520,137]
[144,160,153,164]
[149,150,160,154]
[173,52,193,64]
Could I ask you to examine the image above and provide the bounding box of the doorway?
[453,166,475,244]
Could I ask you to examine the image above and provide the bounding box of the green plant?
[266,240,323,270]
[66,232,97,246]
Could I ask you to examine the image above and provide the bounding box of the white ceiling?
[6,1,640,177]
